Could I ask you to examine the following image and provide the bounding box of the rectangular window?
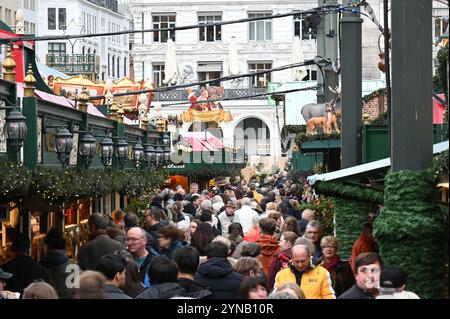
[48,43,66,54]
[124,58,127,77]
[197,62,222,87]
[248,12,272,41]
[108,54,110,76]
[48,8,56,30]
[152,14,176,43]
[153,63,166,87]
[31,0,36,11]
[58,8,66,30]
[304,67,317,81]
[248,62,272,88]
[198,14,222,42]
[294,14,318,40]
[24,0,29,10]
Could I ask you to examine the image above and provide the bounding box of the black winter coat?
[77,235,124,270]
[194,257,244,299]
[1,254,51,294]
[136,282,186,299]
[176,278,214,299]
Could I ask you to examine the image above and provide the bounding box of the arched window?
[112,55,115,77]
[117,56,120,78]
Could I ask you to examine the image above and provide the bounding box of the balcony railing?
[45,54,100,76]
[153,88,268,101]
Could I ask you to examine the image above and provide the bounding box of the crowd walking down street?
[0,175,420,300]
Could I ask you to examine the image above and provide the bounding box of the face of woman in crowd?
[248,285,268,299]
[322,245,337,259]
[190,222,198,234]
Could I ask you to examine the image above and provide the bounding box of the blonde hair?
[266,202,278,211]
[276,282,305,299]
[320,235,339,250]
[23,282,58,299]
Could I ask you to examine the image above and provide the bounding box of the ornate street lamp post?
[54,127,73,168]
[99,135,114,168]
[115,138,128,170]
[3,108,27,153]
[133,139,144,168]
[144,144,155,168]
[78,131,97,169]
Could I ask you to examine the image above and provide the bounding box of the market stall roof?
[307,141,449,185]
[36,62,70,80]
[16,83,106,118]
[183,132,224,152]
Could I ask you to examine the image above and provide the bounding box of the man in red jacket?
[255,218,280,279]
[349,223,378,273]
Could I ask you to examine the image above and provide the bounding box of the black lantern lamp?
[155,145,164,165]
[3,108,27,153]
[209,150,215,164]
[115,138,128,170]
[54,127,73,168]
[133,139,144,168]
[99,135,114,168]
[144,144,155,168]
[163,145,171,164]
[79,131,97,169]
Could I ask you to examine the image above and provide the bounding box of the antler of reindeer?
[328,85,341,96]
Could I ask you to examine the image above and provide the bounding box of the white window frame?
[248,12,272,41]
[248,61,272,88]
[153,63,166,87]
[198,13,222,42]
[152,14,176,43]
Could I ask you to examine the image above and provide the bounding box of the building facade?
[35,0,131,81]
[130,0,385,160]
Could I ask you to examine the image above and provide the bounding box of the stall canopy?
[183,132,224,152]
[36,62,70,79]
[307,141,449,185]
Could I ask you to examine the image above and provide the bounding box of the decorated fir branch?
[0,161,166,205]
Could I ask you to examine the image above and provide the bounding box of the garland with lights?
[0,160,166,205]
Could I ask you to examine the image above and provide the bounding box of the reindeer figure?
[307,116,327,135]
[324,100,340,134]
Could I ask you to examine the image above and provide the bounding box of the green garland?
[314,181,384,204]
[0,160,166,206]
[295,131,341,148]
[362,88,386,104]
[374,169,448,299]
[168,167,242,180]
[333,198,371,260]
[0,161,31,201]
[296,196,335,236]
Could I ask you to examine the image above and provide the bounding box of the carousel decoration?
[51,76,154,120]
[180,86,233,124]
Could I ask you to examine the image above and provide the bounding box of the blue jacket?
[161,240,185,260]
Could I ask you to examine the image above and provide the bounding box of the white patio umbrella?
[291,36,307,81]
[228,37,240,76]
[163,38,180,85]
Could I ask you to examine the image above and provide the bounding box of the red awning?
[433,93,446,124]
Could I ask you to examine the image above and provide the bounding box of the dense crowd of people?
[0,173,419,299]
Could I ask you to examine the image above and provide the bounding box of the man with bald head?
[274,245,335,299]
[126,227,159,286]
[297,209,314,236]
